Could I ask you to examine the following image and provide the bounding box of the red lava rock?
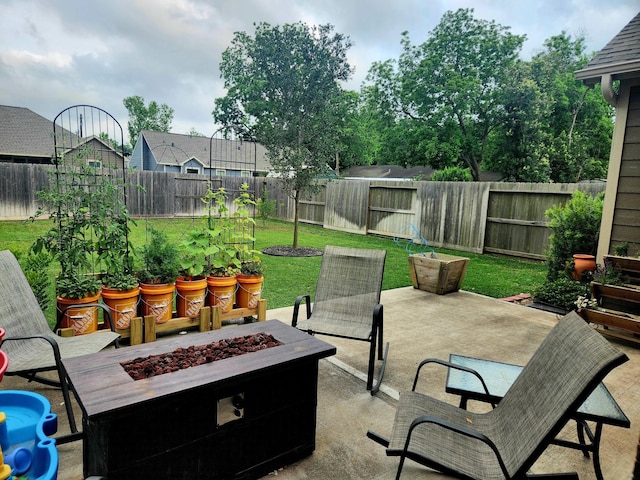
[120,333,281,380]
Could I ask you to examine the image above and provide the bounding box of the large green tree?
[123,96,174,149]
[528,33,613,182]
[213,22,353,248]
[364,9,525,180]
[486,62,552,182]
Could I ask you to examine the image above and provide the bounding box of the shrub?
[21,249,52,312]
[545,190,604,281]
[429,166,472,182]
[533,277,591,312]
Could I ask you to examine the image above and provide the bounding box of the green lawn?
[0,218,547,325]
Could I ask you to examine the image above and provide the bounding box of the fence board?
[322,180,368,234]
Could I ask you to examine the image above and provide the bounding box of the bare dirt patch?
[262,246,323,257]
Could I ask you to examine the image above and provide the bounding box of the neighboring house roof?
[139,130,271,172]
[344,165,503,182]
[0,105,55,159]
[575,11,640,86]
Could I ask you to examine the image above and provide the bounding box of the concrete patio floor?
[3,287,638,479]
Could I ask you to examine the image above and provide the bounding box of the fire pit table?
[63,320,336,479]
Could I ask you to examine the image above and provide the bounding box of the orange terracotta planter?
[57,292,101,335]
[236,275,264,309]
[140,282,175,324]
[101,286,140,330]
[573,254,596,280]
[176,277,207,318]
[207,276,237,313]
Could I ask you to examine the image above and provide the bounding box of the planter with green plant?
[137,227,180,324]
[200,186,241,313]
[30,157,114,335]
[233,183,266,309]
[237,259,265,309]
[545,190,604,282]
[98,201,140,330]
[176,228,213,319]
[532,277,591,314]
[531,190,604,314]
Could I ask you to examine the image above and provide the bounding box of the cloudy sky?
[1,0,637,144]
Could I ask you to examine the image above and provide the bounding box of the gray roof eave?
[575,59,640,85]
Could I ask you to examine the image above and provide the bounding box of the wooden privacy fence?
[301,179,606,260]
[0,164,605,260]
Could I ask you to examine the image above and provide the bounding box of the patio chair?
[292,245,388,394]
[0,250,120,440]
[368,311,628,479]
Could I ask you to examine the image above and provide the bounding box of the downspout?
[601,73,618,107]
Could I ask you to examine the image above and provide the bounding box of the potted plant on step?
[201,186,241,313]
[176,228,212,319]
[98,202,139,330]
[30,158,106,335]
[233,182,264,309]
[236,258,265,309]
[137,227,180,324]
[55,270,103,335]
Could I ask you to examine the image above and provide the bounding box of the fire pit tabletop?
[63,320,336,418]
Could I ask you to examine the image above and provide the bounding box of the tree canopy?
[213,22,353,247]
[209,9,613,186]
[123,96,174,149]
[359,8,614,182]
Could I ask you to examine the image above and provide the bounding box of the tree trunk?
[293,189,300,249]
[568,88,588,145]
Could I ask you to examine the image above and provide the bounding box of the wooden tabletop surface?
[63,320,336,418]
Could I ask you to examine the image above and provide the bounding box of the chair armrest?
[1,334,64,364]
[412,358,494,407]
[405,414,509,479]
[373,303,383,324]
[292,295,311,326]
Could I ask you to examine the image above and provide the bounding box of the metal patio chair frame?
[292,245,388,394]
[368,311,628,479]
[0,250,120,441]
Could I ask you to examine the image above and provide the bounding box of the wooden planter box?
[580,281,640,344]
[578,307,640,343]
[591,282,640,315]
[604,255,640,285]
[408,253,470,295]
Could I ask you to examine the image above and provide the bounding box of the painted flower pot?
[101,286,140,330]
[207,276,237,313]
[56,292,101,335]
[176,277,207,318]
[236,275,264,309]
[140,283,175,324]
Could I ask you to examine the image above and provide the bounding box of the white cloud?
[0,0,637,142]
[0,50,73,69]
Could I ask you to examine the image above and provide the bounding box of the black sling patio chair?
[0,250,120,440]
[292,245,388,394]
[368,311,628,479]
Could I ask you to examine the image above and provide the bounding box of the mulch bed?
[262,245,323,257]
[121,333,281,380]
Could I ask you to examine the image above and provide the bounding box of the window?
[186,167,200,174]
[240,170,251,177]
[88,160,102,168]
[216,169,227,176]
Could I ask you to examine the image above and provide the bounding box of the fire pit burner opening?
[120,332,281,380]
